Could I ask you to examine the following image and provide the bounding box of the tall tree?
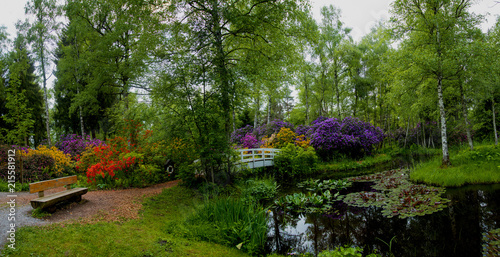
[1,35,44,146]
[391,0,481,166]
[153,0,307,182]
[22,0,61,147]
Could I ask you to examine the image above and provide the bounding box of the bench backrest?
[29,175,78,194]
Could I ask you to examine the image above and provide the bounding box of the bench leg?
[44,205,57,213]
[71,195,82,203]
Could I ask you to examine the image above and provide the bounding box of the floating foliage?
[342,169,450,219]
[482,228,500,257]
[297,178,352,193]
[340,191,387,208]
[274,191,338,214]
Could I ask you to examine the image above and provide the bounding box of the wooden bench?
[30,175,88,211]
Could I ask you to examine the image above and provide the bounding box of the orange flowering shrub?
[295,135,311,149]
[260,134,276,148]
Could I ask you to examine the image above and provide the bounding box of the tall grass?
[186,197,269,256]
[411,144,500,187]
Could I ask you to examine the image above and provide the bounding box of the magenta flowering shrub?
[241,133,259,149]
[310,116,384,160]
[230,125,254,145]
[55,134,104,160]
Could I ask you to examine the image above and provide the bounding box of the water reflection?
[268,184,500,256]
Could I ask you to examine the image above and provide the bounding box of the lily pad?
[343,169,450,219]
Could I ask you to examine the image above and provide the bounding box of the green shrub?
[186,197,269,255]
[239,177,278,205]
[274,143,318,181]
[0,181,29,192]
[453,144,500,163]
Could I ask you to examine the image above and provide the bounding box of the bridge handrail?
[236,148,280,164]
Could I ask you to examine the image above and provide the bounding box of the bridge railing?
[235,148,280,169]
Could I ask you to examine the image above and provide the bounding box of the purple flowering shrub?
[55,134,104,160]
[230,125,254,145]
[254,120,294,140]
[295,125,312,137]
[310,116,384,160]
[241,133,259,149]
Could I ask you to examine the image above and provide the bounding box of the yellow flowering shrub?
[272,127,297,148]
[20,145,72,176]
[260,129,311,149]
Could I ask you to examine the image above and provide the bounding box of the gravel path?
[0,180,180,251]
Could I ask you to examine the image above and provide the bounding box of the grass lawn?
[410,144,500,187]
[1,186,250,257]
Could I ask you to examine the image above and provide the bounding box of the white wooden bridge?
[235,148,280,169]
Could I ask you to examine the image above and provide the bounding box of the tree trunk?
[437,76,451,166]
[460,83,473,150]
[40,49,51,147]
[254,95,259,128]
[436,21,450,166]
[493,96,498,145]
[304,72,309,124]
[404,117,410,148]
[422,122,426,148]
[267,94,271,124]
[334,60,341,118]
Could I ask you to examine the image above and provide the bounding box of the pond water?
[266,158,500,256]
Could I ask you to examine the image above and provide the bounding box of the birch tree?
[391,0,481,166]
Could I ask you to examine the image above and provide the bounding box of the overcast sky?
[2,0,500,43]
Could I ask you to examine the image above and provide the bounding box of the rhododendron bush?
[309,116,384,160]
[230,116,384,161]
[76,119,173,188]
[55,134,104,161]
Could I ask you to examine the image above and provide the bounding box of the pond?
[266,158,500,256]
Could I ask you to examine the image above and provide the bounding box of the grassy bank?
[317,154,392,173]
[1,186,249,257]
[411,144,500,187]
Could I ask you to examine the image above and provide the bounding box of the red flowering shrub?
[76,119,173,188]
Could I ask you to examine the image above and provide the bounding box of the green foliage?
[482,228,500,257]
[177,161,204,188]
[31,207,51,219]
[0,181,29,192]
[238,177,278,206]
[0,35,45,146]
[186,197,269,255]
[411,144,500,187]
[274,143,318,181]
[318,246,381,257]
[297,178,352,193]
[274,191,337,214]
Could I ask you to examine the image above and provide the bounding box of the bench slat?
[29,175,78,194]
[30,188,88,209]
